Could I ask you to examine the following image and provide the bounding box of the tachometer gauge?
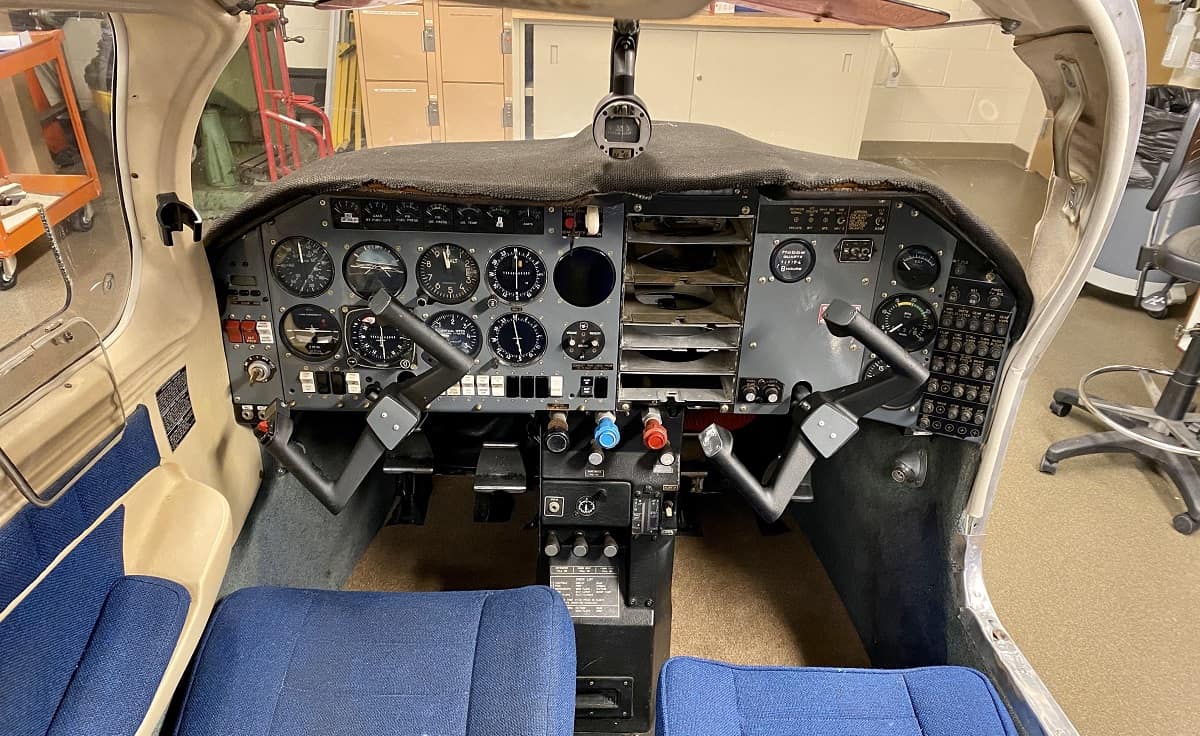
[488,313,547,365]
[873,295,937,352]
[281,305,342,360]
[346,309,415,367]
[344,242,407,299]
[486,246,546,303]
[271,237,335,297]
[417,243,480,304]
[427,310,482,359]
[894,245,941,290]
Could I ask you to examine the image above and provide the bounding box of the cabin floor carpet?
[345,476,868,668]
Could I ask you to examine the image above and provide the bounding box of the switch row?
[939,307,1011,337]
[926,378,992,405]
[446,375,565,399]
[934,335,1004,360]
[298,370,362,395]
[930,357,997,382]
[224,318,275,345]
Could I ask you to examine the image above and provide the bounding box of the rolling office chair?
[1041,101,1200,535]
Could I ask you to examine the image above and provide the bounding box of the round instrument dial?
[863,357,925,410]
[874,295,938,352]
[417,243,480,305]
[862,357,893,381]
[362,200,394,228]
[346,309,414,368]
[331,199,362,227]
[488,313,547,366]
[562,321,605,362]
[271,237,335,297]
[770,239,816,283]
[344,242,407,299]
[487,246,547,303]
[280,305,342,360]
[427,310,482,359]
[894,246,941,290]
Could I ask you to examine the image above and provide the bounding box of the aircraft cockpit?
[0,2,1145,736]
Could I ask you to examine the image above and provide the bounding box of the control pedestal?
[538,409,681,734]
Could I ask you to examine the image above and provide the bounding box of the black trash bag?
[1133,86,1200,188]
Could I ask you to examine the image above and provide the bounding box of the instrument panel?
[213,189,1019,444]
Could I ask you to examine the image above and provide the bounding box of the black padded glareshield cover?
[206,122,1032,332]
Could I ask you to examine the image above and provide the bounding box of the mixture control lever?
[255,291,473,514]
[701,300,930,522]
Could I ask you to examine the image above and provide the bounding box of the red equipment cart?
[0,29,101,290]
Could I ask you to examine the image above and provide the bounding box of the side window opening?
[0,11,128,350]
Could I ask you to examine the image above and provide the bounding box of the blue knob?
[594,417,620,450]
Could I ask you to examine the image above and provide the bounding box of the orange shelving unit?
[0,29,101,289]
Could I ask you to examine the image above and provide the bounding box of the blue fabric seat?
[173,585,576,736]
[656,657,1018,736]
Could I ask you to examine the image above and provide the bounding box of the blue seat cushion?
[656,657,1018,736]
[173,585,576,736]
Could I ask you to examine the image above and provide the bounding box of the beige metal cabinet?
[364,81,434,145]
[441,82,507,141]
[690,30,878,158]
[357,6,430,81]
[438,3,506,83]
[532,25,697,140]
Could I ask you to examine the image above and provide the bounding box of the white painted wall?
[280,7,333,70]
[863,0,1046,153]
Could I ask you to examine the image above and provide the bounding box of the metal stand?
[1041,342,1200,534]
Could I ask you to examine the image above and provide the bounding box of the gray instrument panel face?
[216,197,623,416]
[737,198,957,423]
[215,190,1015,442]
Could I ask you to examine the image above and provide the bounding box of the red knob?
[643,418,668,451]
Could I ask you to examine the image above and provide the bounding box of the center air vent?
[619,210,754,404]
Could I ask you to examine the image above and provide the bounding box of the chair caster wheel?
[1049,400,1071,418]
[1172,513,1199,535]
[1146,307,1170,320]
[1039,456,1058,475]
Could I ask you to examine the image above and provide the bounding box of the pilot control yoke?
[701,300,930,522]
[254,290,473,514]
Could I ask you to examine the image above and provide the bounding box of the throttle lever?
[701,300,931,522]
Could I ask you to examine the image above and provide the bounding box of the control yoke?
[255,291,473,514]
[701,300,930,522]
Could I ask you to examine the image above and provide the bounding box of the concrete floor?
[877,157,1200,736]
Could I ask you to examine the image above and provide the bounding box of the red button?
[224,319,243,343]
[643,418,669,451]
[240,320,260,344]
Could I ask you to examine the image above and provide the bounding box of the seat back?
[1148,100,1200,213]
[0,407,189,735]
